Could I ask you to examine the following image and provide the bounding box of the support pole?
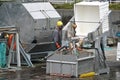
[16,32,21,68]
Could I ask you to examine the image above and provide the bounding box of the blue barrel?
[0,42,6,68]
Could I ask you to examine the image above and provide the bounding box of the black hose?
[100,38,106,60]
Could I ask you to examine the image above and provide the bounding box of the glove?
[55,42,61,48]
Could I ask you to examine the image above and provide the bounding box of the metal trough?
[46,49,95,77]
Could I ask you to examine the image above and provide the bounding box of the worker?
[70,22,82,51]
[72,22,77,37]
[53,20,63,49]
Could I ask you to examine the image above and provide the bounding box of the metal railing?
[109,0,120,3]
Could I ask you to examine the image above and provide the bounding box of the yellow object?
[57,21,63,27]
[80,72,95,78]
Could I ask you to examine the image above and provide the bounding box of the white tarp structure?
[74,1,110,38]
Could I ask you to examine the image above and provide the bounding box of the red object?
[55,42,61,48]
[8,34,16,50]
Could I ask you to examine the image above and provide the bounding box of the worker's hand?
[77,47,82,51]
[55,42,61,48]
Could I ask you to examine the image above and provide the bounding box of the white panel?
[39,3,55,11]
[22,2,61,19]
[74,1,109,38]
[22,3,41,12]
[102,17,109,33]
[30,12,46,19]
[75,23,99,37]
[75,5,99,22]
[46,11,61,18]
[23,2,57,12]
[99,2,109,19]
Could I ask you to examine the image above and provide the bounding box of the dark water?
[0,62,120,80]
